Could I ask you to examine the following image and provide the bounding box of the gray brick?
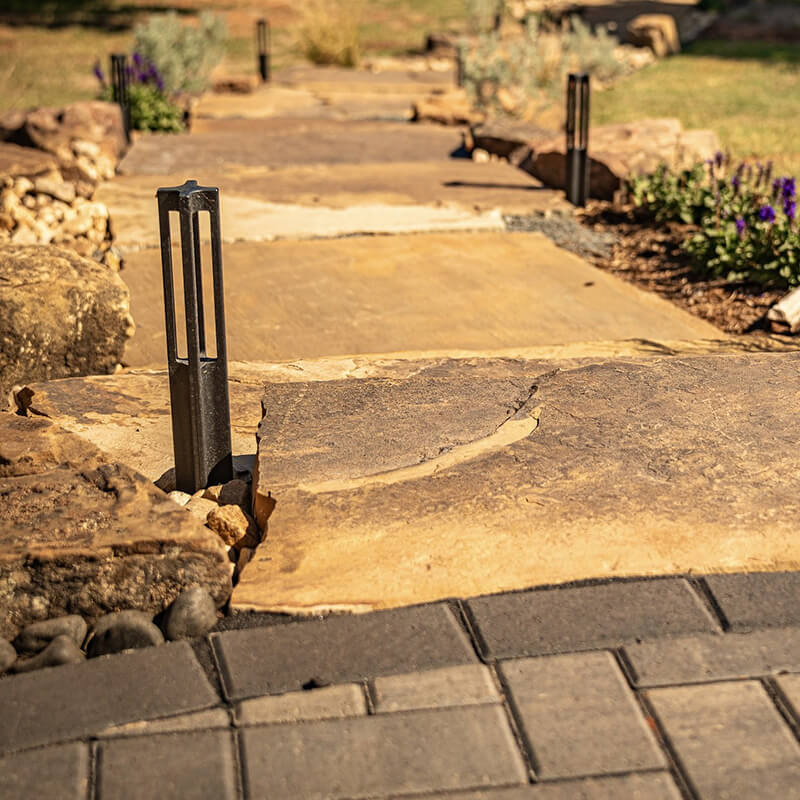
[468,579,717,659]
[97,730,237,800]
[704,572,800,630]
[235,683,367,726]
[501,651,665,779]
[0,742,89,800]
[240,704,528,799]
[624,627,800,687]
[374,664,500,713]
[212,603,476,700]
[0,642,219,753]
[649,680,800,799]
[97,708,231,738]
[421,772,682,799]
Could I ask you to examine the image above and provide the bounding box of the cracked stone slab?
[0,413,231,639]
[233,351,800,614]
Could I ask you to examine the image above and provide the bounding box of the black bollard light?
[256,19,271,82]
[110,53,131,143]
[156,180,233,494]
[565,72,590,207]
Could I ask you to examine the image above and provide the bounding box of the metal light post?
[156,180,233,494]
[256,19,271,83]
[565,72,590,207]
[110,53,131,143]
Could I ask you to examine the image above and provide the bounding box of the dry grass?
[296,0,365,67]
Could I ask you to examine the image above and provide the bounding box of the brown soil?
[578,203,786,336]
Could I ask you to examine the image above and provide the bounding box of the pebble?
[203,479,250,508]
[13,635,85,673]
[87,611,164,658]
[207,504,260,547]
[162,587,218,641]
[168,490,192,507]
[14,615,87,654]
[0,638,16,674]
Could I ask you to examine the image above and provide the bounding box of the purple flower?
[759,204,776,223]
[133,51,143,68]
[772,177,782,197]
[92,61,106,85]
[782,177,796,200]
[735,217,747,237]
[731,175,741,194]
[715,151,724,168]
[785,198,796,220]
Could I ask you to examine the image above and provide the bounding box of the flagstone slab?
[233,350,800,614]
[119,232,722,367]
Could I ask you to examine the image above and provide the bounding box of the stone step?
[118,231,722,367]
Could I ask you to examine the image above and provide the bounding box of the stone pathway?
[5,61,800,799]
[3,572,800,799]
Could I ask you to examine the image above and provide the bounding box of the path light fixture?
[256,19,271,83]
[110,53,131,143]
[157,180,233,494]
[565,72,590,207]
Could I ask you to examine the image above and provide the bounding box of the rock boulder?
[521,119,720,200]
[627,14,681,57]
[0,244,134,395]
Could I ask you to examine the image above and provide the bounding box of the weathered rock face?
[0,244,134,395]
[0,142,58,182]
[522,119,720,200]
[412,89,485,126]
[0,413,232,640]
[626,14,681,57]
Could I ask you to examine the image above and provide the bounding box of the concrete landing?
[238,350,800,614]
[118,232,723,367]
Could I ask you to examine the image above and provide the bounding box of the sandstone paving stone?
[647,680,800,799]
[96,730,237,800]
[211,603,477,700]
[468,579,718,660]
[86,610,164,657]
[426,772,682,799]
[623,627,800,687]
[500,651,665,779]
[98,708,231,738]
[14,615,87,654]
[0,637,16,673]
[775,674,800,725]
[704,572,800,630]
[235,683,367,726]
[0,641,219,753]
[373,664,501,713]
[240,705,528,799]
[0,742,89,800]
[12,634,85,673]
[163,587,219,641]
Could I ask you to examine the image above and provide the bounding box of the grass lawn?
[593,40,800,176]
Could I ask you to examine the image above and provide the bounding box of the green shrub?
[133,10,226,94]
[631,157,800,286]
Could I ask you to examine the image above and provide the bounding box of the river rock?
[14,614,87,654]
[87,610,164,657]
[0,244,134,396]
[0,638,16,673]
[162,587,218,640]
[12,634,85,672]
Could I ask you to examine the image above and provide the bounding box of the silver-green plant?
[133,11,227,94]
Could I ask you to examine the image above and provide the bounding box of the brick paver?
[0,742,88,800]
[648,680,800,799]
[775,674,800,727]
[0,642,219,753]
[373,664,500,713]
[96,730,238,800]
[433,772,682,798]
[212,603,476,700]
[500,651,665,779]
[235,683,367,726]
[240,705,528,799]
[624,627,800,686]
[97,708,231,738]
[467,579,718,659]
[704,572,800,630]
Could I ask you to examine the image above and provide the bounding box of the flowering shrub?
[630,154,800,287]
[95,54,184,133]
